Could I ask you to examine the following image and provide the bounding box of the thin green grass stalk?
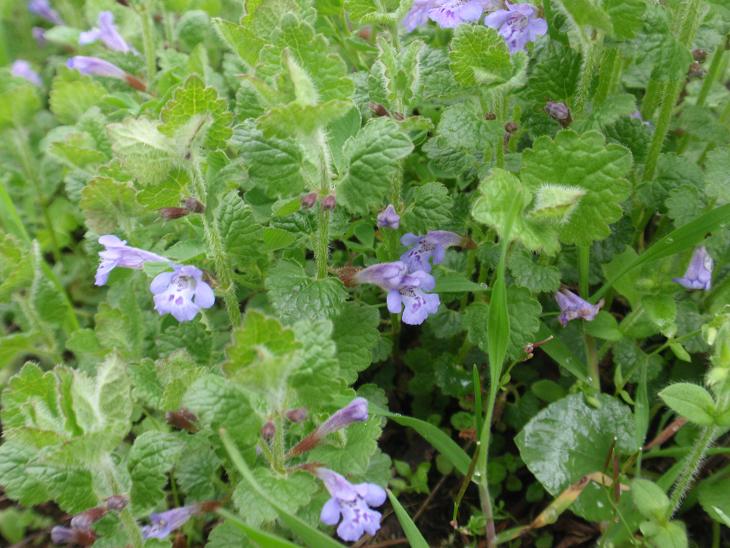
[139,1,157,83]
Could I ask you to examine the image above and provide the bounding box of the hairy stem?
[191,158,241,326]
[668,425,717,515]
[642,0,703,181]
[574,32,603,114]
[314,131,333,280]
[593,47,621,106]
[139,1,157,83]
[697,44,726,108]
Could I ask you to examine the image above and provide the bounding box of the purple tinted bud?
[355,261,408,290]
[484,2,547,53]
[141,505,199,539]
[67,56,126,80]
[150,265,215,322]
[322,195,336,210]
[400,230,462,273]
[80,11,134,53]
[545,101,571,127]
[376,204,400,229]
[261,421,276,440]
[28,0,63,25]
[386,270,440,325]
[95,235,169,286]
[286,407,308,422]
[301,192,318,209]
[104,495,129,511]
[32,27,47,46]
[51,526,95,546]
[70,507,107,531]
[316,398,368,437]
[11,60,42,86]
[316,468,386,542]
[673,246,713,291]
[555,289,603,327]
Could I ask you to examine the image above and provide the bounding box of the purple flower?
[28,0,63,25]
[387,270,440,325]
[316,468,386,542]
[80,11,134,53]
[51,526,95,545]
[141,505,199,539]
[95,235,169,286]
[317,398,368,437]
[484,2,547,53]
[32,27,47,46]
[403,0,493,31]
[555,289,603,327]
[67,56,126,80]
[151,265,215,322]
[673,246,713,291]
[355,261,409,290]
[11,60,42,86]
[400,231,462,273]
[377,204,400,229]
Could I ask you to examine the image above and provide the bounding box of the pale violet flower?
[67,56,126,79]
[387,270,440,325]
[316,398,368,437]
[32,27,47,46]
[673,246,713,291]
[11,60,42,86]
[95,235,169,286]
[80,11,134,53]
[377,204,400,229]
[404,0,493,31]
[28,0,63,25]
[151,265,215,322]
[355,261,409,290]
[555,289,603,327]
[316,468,386,542]
[142,505,199,539]
[484,2,547,53]
[400,230,462,273]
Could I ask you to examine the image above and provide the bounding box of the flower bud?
[286,407,308,422]
[289,398,369,457]
[104,495,129,511]
[484,112,497,120]
[51,526,96,546]
[70,507,107,530]
[165,408,198,433]
[369,103,389,117]
[692,49,707,62]
[301,192,318,209]
[159,207,189,220]
[322,195,336,211]
[545,101,572,127]
[504,121,518,134]
[376,204,400,230]
[183,197,205,213]
[261,421,276,440]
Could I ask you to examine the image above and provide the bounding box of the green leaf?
[265,260,347,324]
[216,191,263,265]
[219,429,344,548]
[631,478,670,521]
[402,182,454,233]
[704,146,730,205]
[49,70,106,124]
[433,270,489,293]
[231,121,308,198]
[472,168,561,254]
[507,248,561,293]
[128,432,186,515]
[659,383,716,426]
[557,0,613,32]
[449,24,512,87]
[0,71,41,127]
[386,490,429,548]
[522,41,581,102]
[259,99,353,137]
[309,416,383,476]
[370,406,470,476]
[516,394,637,520]
[698,477,730,525]
[603,0,646,39]
[107,118,177,185]
[233,468,318,527]
[159,75,233,150]
[80,177,141,234]
[520,130,632,245]
[182,374,261,448]
[337,117,413,214]
[331,302,380,385]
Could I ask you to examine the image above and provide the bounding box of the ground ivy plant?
[0,0,729,546]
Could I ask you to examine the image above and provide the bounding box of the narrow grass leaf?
[386,489,429,548]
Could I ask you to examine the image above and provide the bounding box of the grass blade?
[386,489,429,548]
[217,508,301,547]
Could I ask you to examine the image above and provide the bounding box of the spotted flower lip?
[141,504,199,539]
[400,230,462,273]
[387,270,440,325]
[150,265,215,322]
[80,11,134,53]
[673,246,713,291]
[28,0,64,25]
[11,60,42,86]
[315,468,386,542]
[95,235,169,286]
[484,2,547,53]
[554,288,603,327]
[377,204,400,229]
[67,56,127,79]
